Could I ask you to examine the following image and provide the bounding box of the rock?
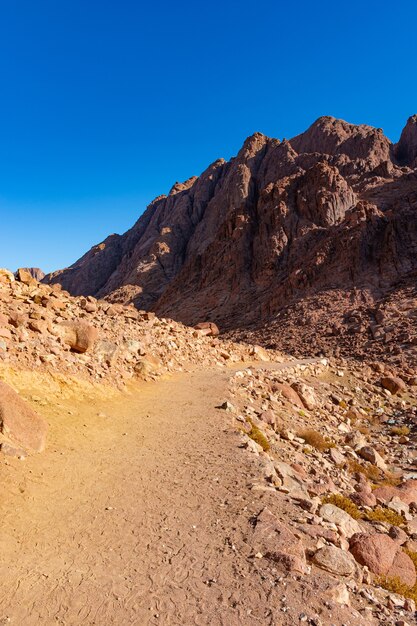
[217,401,235,412]
[0,328,12,340]
[274,461,310,498]
[387,496,409,517]
[345,431,368,450]
[0,269,14,283]
[274,383,305,409]
[374,481,417,506]
[253,507,307,574]
[325,582,350,606]
[15,268,37,285]
[358,446,388,471]
[194,322,220,336]
[134,356,161,378]
[57,321,98,353]
[381,376,407,395]
[319,503,362,538]
[291,382,318,410]
[0,442,27,458]
[0,382,47,453]
[249,345,270,362]
[312,545,359,578]
[329,447,345,465]
[351,488,377,508]
[350,533,416,587]
[389,526,408,545]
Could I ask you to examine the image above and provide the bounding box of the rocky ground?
[227,358,417,624]
[1,269,417,624]
[228,276,417,376]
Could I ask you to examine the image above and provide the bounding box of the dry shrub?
[390,425,410,436]
[348,459,382,482]
[297,429,336,451]
[247,419,270,452]
[376,574,417,603]
[364,506,405,526]
[321,494,362,520]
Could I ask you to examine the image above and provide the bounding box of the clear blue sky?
[1,0,416,273]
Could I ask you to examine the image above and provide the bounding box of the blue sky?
[1,0,416,273]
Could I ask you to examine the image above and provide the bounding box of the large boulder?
[0,382,47,453]
[373,480,417,506]
[57,321,98,353]
[15,268,37,285]
[381,376,406,395]
[350,533,416,587]
[291,382,318,411]
[273,383,305,409]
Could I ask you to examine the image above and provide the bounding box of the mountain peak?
[395,114,417,165]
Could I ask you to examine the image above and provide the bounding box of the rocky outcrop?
[16,268,45,282]
[44,115,417,368]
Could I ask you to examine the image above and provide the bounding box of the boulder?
[57,321,98,353]
[312,545,359,578]
[15,268,37,285]
[291,382,318,410]
[373,480,417,506]
[349,533,416,587]
[358,446,388,471]
[0,382,47,453]
[274,383,305,409]
[319,503,362,538]
[381,376,406,395]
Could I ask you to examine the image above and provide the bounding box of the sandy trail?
[0,366,279,626]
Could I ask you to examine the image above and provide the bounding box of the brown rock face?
[44,115,417,368]
[349,533,416,588]
[0,382,47,453]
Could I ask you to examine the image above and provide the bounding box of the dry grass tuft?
[321,494,362,519]
[247,419,270,452]
[348,459,382,482]
[297,429,336,452]
[390,425,410,436]
[364,506,405,526]
[376,570,417,603]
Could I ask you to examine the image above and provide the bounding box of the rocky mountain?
[45,115,417,366]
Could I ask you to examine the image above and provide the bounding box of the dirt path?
[0,366,285,626]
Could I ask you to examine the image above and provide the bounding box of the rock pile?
[0,268,274,389]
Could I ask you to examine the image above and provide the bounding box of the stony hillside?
[45,115,417,365]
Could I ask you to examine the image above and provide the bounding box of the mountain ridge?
[44,115,417,364]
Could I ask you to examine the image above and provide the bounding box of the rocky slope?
[45,115,417,368]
